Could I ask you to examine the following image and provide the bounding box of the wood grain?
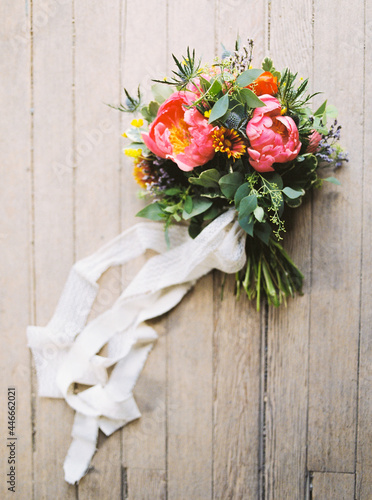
[166,4,216,499]
[356,0,372,497]
[120,2,168,498]
[73,1,122,497]
[213,4,265,498]
[308,0,364,474]
[1,3,371,499]
[213,275,261,499]
[264,2,313,498]
[32,0,76,497]
[0,1,33,499]
[312,472,355,500]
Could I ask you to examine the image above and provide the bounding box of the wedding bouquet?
[120,40,347,309]
[28,40,349,485]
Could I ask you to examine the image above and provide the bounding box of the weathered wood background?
[1,0,371,499]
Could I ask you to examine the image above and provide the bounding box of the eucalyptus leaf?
[208,78,222,97]
[254,206,265,222]
[238,88,266,108]
[239,194,258,218]
[254,222,271,245]
[234,183,251,208]
[265,172,283,190]
[314,100,327,117]
[151,83,173,104]
[238,215,254,236]
[219,172,243,199]
[189,168,221,188]
[236,68,263,87]
[282,187,305,199]
[203,204,220,220]
[209,94,229,123]
[323,176,341,185]
[182,198,212,220]
[125,128,143,143]
[136,202,164,221]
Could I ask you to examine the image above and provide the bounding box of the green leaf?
[151,83,173,104]
[323,176,341,185]
[148,101,160,116]
[262,57,274,72]
[182,198,212,220]
[238,88,266,108]
[184,195,193,213]
[234,183,250,208]
[209,94,229,123]
[136,202,164,221]
[238,216,254,236]
[282,187,305,199]
[236,68,263,87]
[125,128,143,142]
[254,222,271,245]
[219,172,243,199]
[238,194,258,218]
[188,219,203,239]
[264,172,283,190]
[254,206,265,222]
[203,204,220,220]
[314,100,327,117]
[189,168,221,188]
[326,104,338,120]
[165,187,181,196]
[208,78,222,97]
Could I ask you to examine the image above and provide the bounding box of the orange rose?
[248,71,278,96]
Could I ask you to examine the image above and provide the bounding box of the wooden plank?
[356,1,372,497]
[0,1,33,499]
[166,3,215,498]
[308,0,364,473]
[73,1,122,497]
[311,472,355,500]
[213,275,262,499]
[126,469,166,500]
[213,4,265,498]
[120,2,168,498]
[167,275,214,499]
[31,0,76,497]
[264,2,313,498]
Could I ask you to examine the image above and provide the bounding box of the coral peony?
[248,71,278,96]
[246,94,301,172]
[142,91,215,171]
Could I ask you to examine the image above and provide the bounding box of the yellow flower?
[121,132,128,138]
[130,118,144,128]
[124,148,142,158]
[204,110,211,118]
[212,127,246,160]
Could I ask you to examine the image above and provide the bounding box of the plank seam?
[305,3,315,498]
[29,2,36,500]
[354,0,367,497]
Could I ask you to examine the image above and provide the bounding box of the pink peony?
[246,94,301,173]
[142,91,215,171]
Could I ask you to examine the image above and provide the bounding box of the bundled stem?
[237,238,304,310]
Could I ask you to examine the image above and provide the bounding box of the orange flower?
[133,158,156,188]
[212,127,246,160]
[248,71,278,96]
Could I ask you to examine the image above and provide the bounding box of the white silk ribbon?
[27,209,247,484]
